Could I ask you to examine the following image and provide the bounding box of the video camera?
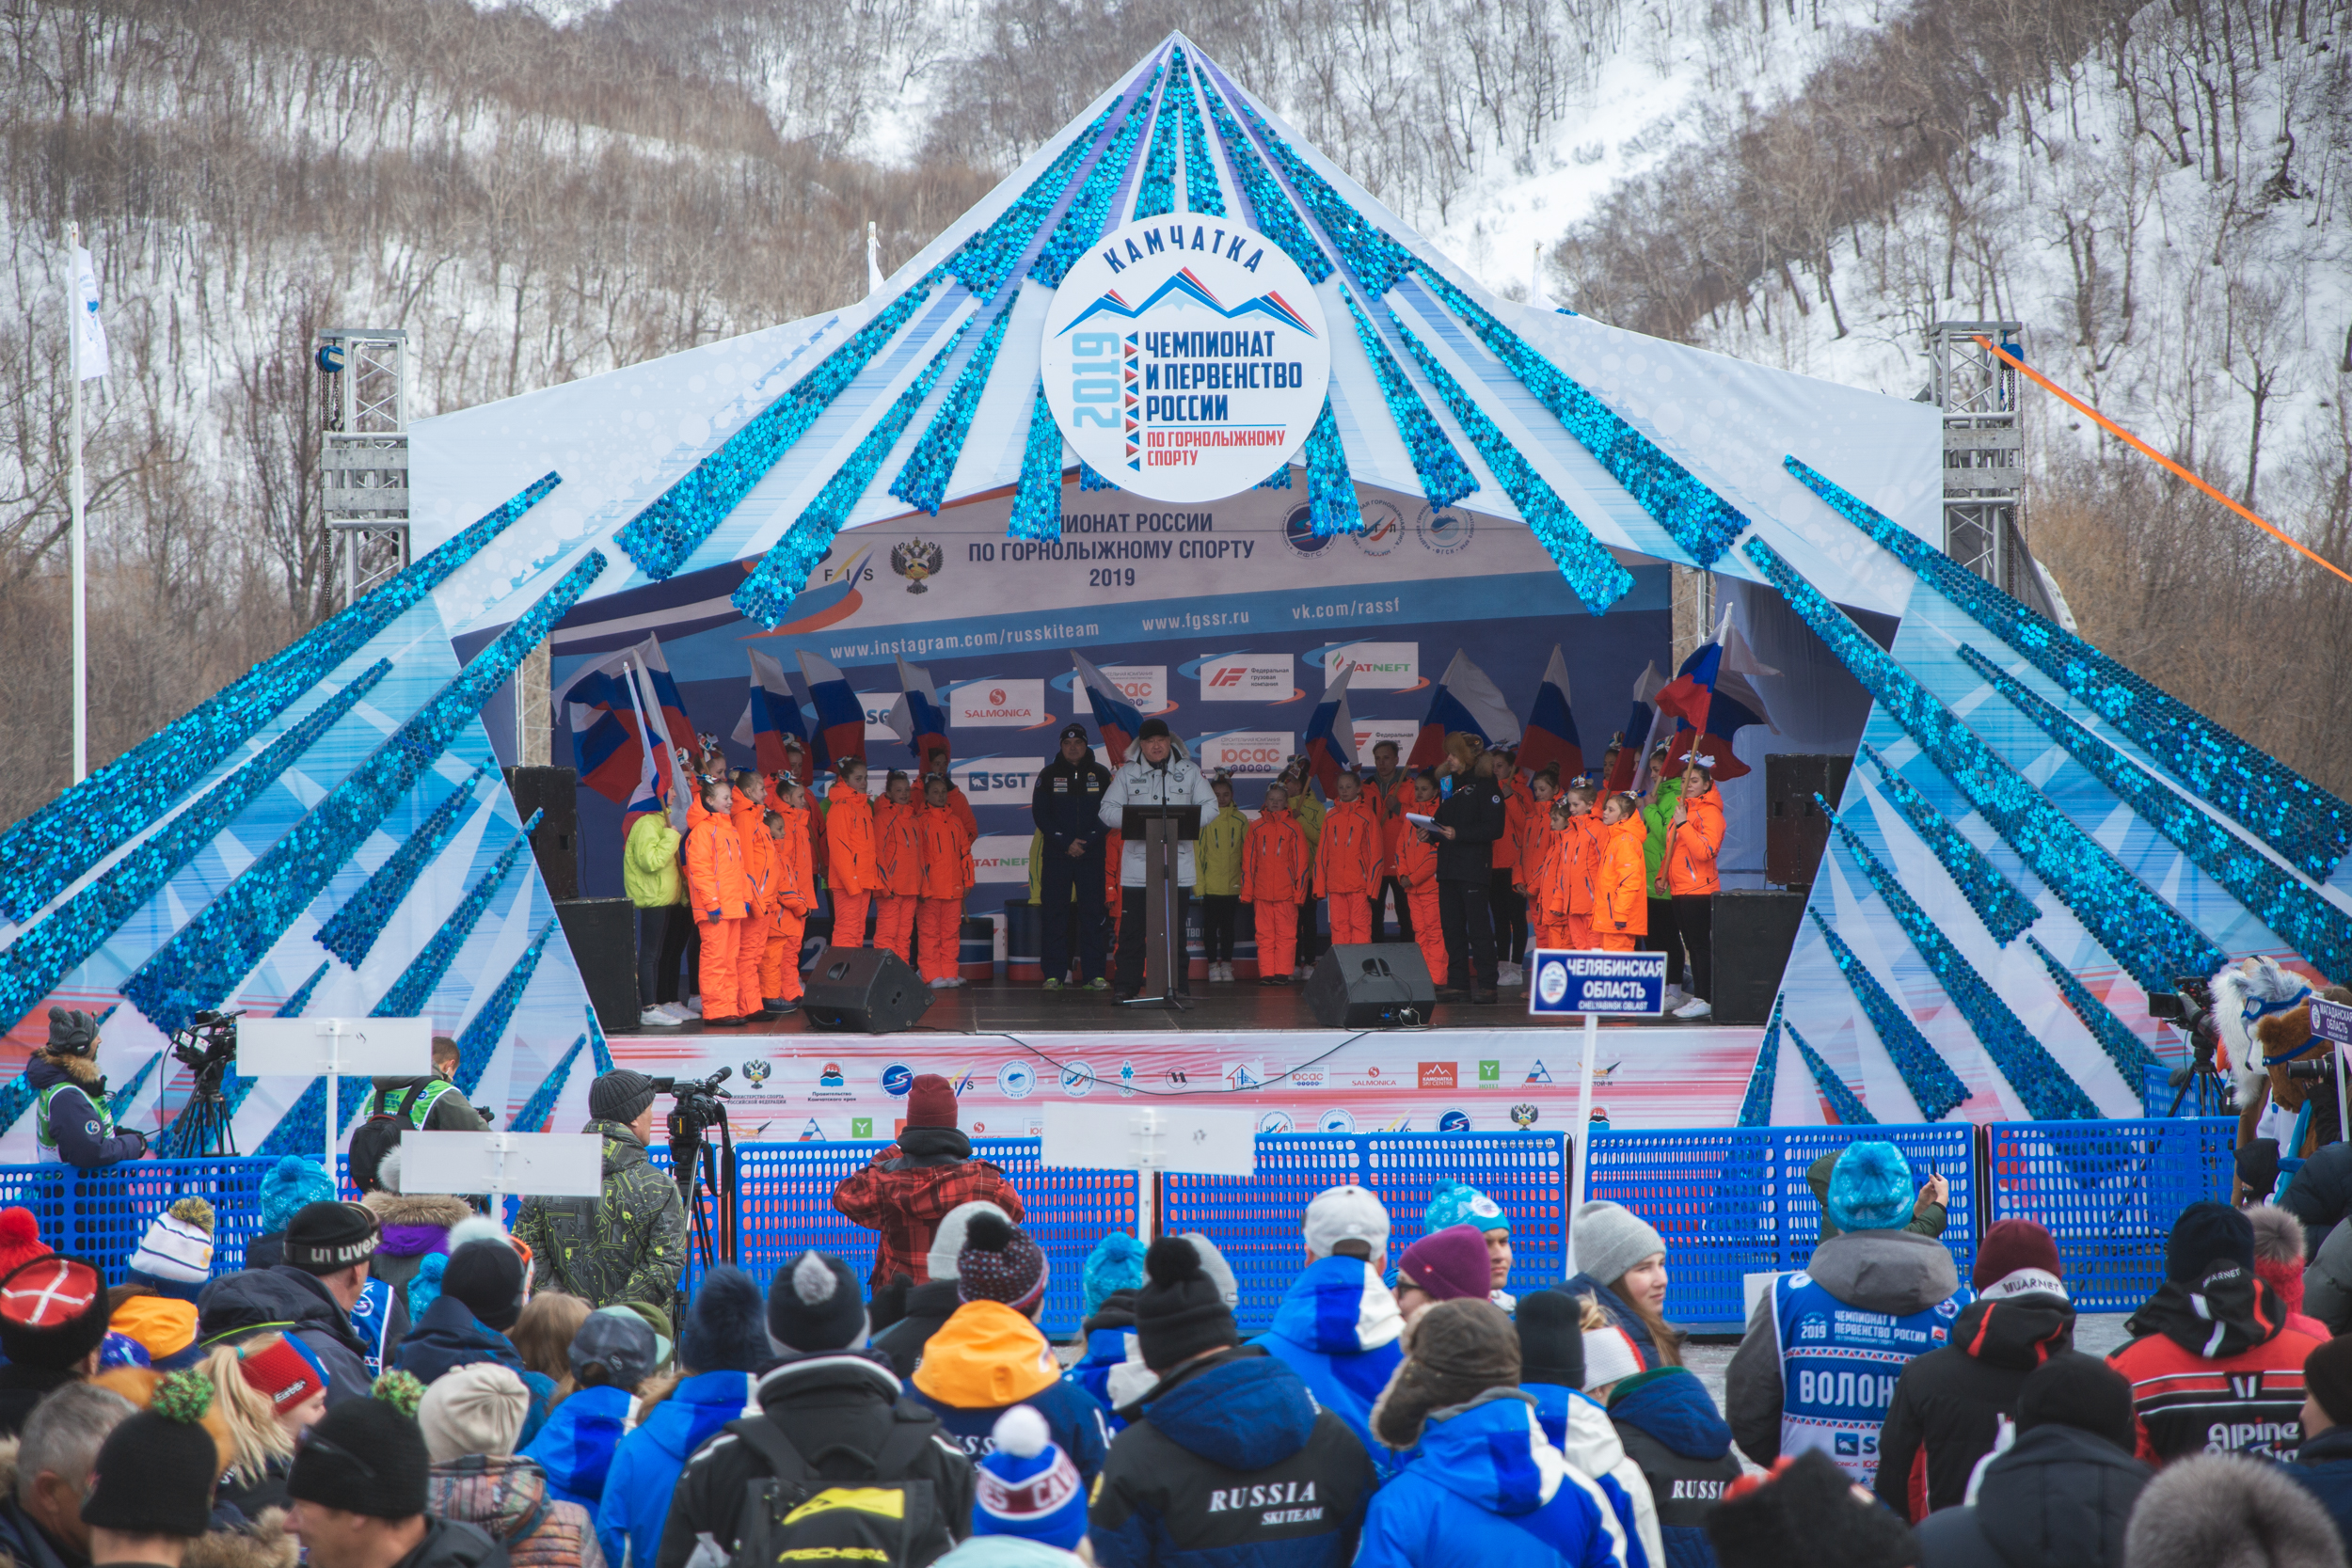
[169,1009,241,1087]
[652,1068,736,1280]
[651,1068,732,1137]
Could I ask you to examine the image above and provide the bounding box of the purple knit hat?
[1398,1225,1491,1303]
[958,1212,1049,1315]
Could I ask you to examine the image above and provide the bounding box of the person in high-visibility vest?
[351,1036,487,1194]
[29,1006,146,1168]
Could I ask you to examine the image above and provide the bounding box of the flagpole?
[66,220,87,784]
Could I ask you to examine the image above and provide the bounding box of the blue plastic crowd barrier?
[1984,1117,2235,1310]
[2142,1061,2229,1118]
[1584,1123,1977,1333]
[1162,1132,1567,1333]
[0,1157,292,1282]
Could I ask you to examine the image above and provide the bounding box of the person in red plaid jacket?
[833,1072,1025,1294]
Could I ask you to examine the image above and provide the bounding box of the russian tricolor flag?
[1605,660,1664,792]
[795,649,867,773]
[1073,651,1140,765]
[733,650,811,778]
[1407,651,1521,768]
[1651,607,1779,781]
[1518,645,1582,781]
[1302,662,1359,798]
[563,636,691,808]
[886,657,950,767]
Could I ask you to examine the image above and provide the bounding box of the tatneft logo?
[1324,642,1419,689]
[1418,1062,1458,1089]
[1194,732,1297,779]
[1200,653,1293,701]
[961,759,1048,795]
[952,678,1046,726]
[972,834,1035,883]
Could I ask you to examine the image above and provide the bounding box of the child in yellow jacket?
[1197,772,1248,983]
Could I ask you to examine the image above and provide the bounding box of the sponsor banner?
[1040,217,1333,503]
[972,833,1033,883]
[1196,731,1295,780]
[859,693,898,740]
[607,1028,1758,1138]
[1324,641,1419,689]
[1200,653,1295,701]
[953,678,1048,727]
[960,757,1048,800]
[1101,664,1169,715]
[1352,718,1419,762]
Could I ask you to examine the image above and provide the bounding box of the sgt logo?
[1836,1433,1860,1458]
[2230,1372,2265,1399]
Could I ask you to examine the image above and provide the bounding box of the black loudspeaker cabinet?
[1306,942,1438,1028]
[555,897,638,1035]
[1711,890,1808,1025]
[802,945,930,1034]
[503,766,581,900]
[1764,753,1852,889]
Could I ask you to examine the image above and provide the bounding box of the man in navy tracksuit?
[1032,723,1113,990]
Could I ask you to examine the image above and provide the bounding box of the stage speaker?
[1764,753,1852,889]
[1306,943,1437,1028]
[503,766,580,899]
[554,897,637,1035]
[802,945,930,1034]
[1711,890,1808,1025]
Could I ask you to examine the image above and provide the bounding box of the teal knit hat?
[1082,1232,1147,1321]
[1424,1180,1509,1236]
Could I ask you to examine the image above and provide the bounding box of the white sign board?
[399,1131,606,1198]
[1040,1100,1256,1176]
[1040,217,1332,502]
[235,1018,434,1077]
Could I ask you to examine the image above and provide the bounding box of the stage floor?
[628,979,1730,1037]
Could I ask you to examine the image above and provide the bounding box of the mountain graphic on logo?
[1059,268,1317,338]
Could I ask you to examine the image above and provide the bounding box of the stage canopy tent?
[0,37,2343,1150]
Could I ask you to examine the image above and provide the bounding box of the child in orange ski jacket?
[914,773,977,987]
[825,760,879,947]
[1314,772,1386,947]
[1243,783,1312,983]
[1531,791,1581,951]
[873,770,922,964]
[685,775,755,1024]
[1595,793,1650,951]
[1393,772,1447,985]
[763,778,817,1008]
[727,771,773,1019]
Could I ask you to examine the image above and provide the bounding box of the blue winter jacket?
[1251,1255,1406,1478]
[2286,1422,2352,1548]
[595,1370,755,1568]
[1355,1391,1631,1568]
[1606,1370,1740,1568]
[389,1296,525,1386]
[521,1384,636,1509]
[1067,1325,1134,1433]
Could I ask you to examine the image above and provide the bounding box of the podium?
[1120,803,1200,1010]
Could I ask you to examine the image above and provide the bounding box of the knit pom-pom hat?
[81,1370,222,1537]
[1824,1142,1914,1233]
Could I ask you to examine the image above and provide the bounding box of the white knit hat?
[1583,1324,1644,1392]
[127,1200,215,1286]
[418,1362,531,1462]
[1304,1184,1391,1262]
[929,1201,1010,1282]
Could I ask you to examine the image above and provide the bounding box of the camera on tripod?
[170,1009,240,1085]
[2149,977,2228,1114]
[165,1010,243,1156]
[651,1069,736,1300]
[651,1068,732,1140]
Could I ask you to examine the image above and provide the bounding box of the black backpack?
[720,1409,951,1568]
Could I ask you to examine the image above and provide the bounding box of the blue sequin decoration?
[278,961,330,1019]
[0,661,390,1034]
[1958,643,2352,979]
[1031,63,1164,289]
[2025,934,2161,1083]
[315,765,490,967]
[253,1074,373,1158]
[1786,454,2350,879]
[889,290,1022,516]
[734,317,980,627]
[1784,1015,1878,1125]
[0,1077,32,1136]
[947,95,1125,301]
[121,553,606,1036]
[1825,799,2097,1118]
[586,1004,613,1074]
[0,477,554,924]
[511,1034,588,1132]
[1131,69,1180,220]
[1233,100,1414,294]
[1301,399,1359,535]
[453,920,561,1096]
[1340,289,1477,512]
[1857,741,2040,944]
[615,288,938,581]
[1254,465,1293,490]
[1079,463,1119,492]
[1413,267,1750,567]
[1387,308,1630,612]
[1195,71,1331,282]
[1007,385,1067,542]
[1805,909,1970,1120]
[371,809,544,1021]
[1738,995,1785,1126]
[1169,50,1226,215]
[1744,536,2224,992]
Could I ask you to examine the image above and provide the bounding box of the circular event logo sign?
[1537,959,1569,1006]
[1041,218,1331,503]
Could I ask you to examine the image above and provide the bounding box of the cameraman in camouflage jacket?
[515,1069,686,1309]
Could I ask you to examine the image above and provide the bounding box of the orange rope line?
[1972,334,2352,590]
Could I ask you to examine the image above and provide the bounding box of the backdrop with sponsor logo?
[547,478,1675,898]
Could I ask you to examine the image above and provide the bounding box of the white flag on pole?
[71,245,108,381]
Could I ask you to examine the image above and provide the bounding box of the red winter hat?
[0,1209,50,1278]
[237,1334,329,1411]
[1398,1226,1492,1304]
[1972,1219,2065,1297]
[0,1256,110,1370]
[907,1073,958,1131]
